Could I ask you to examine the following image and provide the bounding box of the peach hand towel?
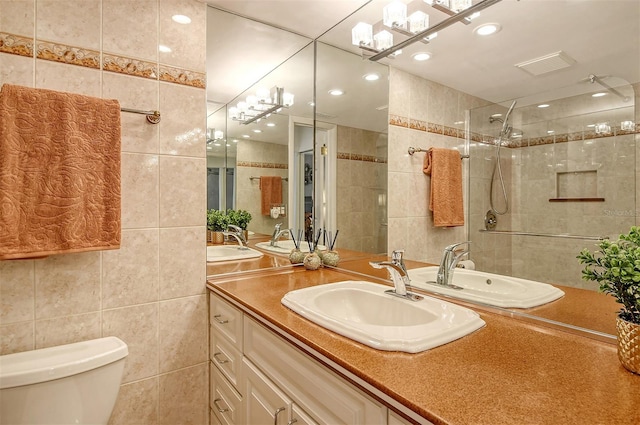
[259,176,282,216]
[423,147,464,227]
[0,84,121,260]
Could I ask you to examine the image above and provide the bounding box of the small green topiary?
[207,209,229,232]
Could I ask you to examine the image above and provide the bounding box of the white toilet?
[0,336,128,425]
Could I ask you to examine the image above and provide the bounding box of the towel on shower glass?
[423,147,464,227]
[259,176,282,216]
[0,84,121,260]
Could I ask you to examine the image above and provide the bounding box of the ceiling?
[205,0,639,106]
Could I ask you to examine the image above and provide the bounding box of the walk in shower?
[468,77,638,289]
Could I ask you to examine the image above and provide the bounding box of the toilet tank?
[0,337,128,425]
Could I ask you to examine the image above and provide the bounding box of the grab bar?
[479,229,607,241]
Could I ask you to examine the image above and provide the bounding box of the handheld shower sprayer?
[487,100,517,217]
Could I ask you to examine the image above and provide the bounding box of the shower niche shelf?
[550,170,603,202]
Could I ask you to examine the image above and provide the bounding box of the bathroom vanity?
[207,264,640,425]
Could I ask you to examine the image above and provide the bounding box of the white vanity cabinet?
[209,291,391,425]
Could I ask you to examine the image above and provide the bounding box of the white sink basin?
[207,245,263,262]
[255,240,326,255]
[407,266,564,309]
[281,281,485,353]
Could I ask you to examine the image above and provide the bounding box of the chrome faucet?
[369,250,422,301]
[270,223,290,247]
[437,241,471,287]
[223,224,247,249]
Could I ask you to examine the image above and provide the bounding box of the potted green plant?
[577,226,640,374]
[227,209,252,241]
[207,209,229,244]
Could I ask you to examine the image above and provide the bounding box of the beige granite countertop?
[207,267,640,425]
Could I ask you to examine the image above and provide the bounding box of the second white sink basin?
[255,240,326,255]
[407,266,564,309]
[207,245,263,262]
[281,281,485,353]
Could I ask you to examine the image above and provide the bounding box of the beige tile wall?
[387,68,490,264]
[336,125,388,254]
[0,1,208,423]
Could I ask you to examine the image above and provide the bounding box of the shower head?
[488,116,504,124]
[500,100,517,138]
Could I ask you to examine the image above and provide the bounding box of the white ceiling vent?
[515,51,576,76]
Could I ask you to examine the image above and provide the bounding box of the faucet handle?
[445,241,471,252]
[391,250,408,274]
[227,224,242,233]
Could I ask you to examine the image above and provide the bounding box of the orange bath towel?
[0,84,121,260]
[423,147,464,227]
[259,176,282,216]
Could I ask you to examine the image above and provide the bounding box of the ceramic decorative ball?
[289,248,305,264]
[322,250,340,267]
[303,252,322,270]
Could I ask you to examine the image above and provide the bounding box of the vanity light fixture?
[621,121,635,131]
[171,14,191,24]
[228,86,293,125]
[206,128,224,144]
[328,89,344,96]
[595,123,611,134]
[354,0,503,61]
[473,22,501,36]
[412,52,432,61]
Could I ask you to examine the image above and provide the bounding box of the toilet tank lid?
[0,336,128,389]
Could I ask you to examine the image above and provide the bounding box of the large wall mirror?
[206,1,639,339]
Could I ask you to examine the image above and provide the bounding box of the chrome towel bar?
[120,107,161,124]
[408,146,469,158]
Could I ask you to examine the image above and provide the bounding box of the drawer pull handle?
[213,352,229,364]
[273,407,285,425]
[213,398,229,413]
[213,314,229,324]
[287,419,298,425]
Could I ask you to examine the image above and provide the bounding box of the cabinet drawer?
[244,317,387,424]
[211,363,243,425]
[211,326,244,390]
[210,293,243,351]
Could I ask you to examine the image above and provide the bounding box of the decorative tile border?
[103,53,157,80]
[36,40,100,69]
[0,32,33,57]
[337,152,387,164]
[237,161,287,169]
[159,64,205,89]
[0,32,204,89]
[390,114,640,149]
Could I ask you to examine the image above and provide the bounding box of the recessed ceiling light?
[474,23,501,36]
[547,130,555,134]
[226,144,230,147]
[233,139,239,143]
[207,146,212,150]
[172,14,191,24]
[412,52,431,61]
[253,129,262,133]
[538,104,550,108]
[307,101,315,106]
[266,123,276,127]
[587,124,596,128]
[242,135,250,138]
[363,73,380,81]
[328,89,344,96]
[158,45,172,53]
[213,143,221,147]
[592,92,607,97]
[454,121,465,125]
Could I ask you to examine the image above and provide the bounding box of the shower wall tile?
[102,303,159,383]
[102,73,159,154]
[0,0,34,36]
[158,295,208,373]
[0,322,34,355]
[108,377,159,425]
[388,67,411,118]
[121,153,160,229]
[102,229,160,309]
[0,53,33,87]
[158,0,206,72]
[0,260,34,325]
[159,226,206,300]
[36,0,101,50]
[35,311,101,349]
[34,252,101,320]
[102,0,158,62]
[159,156,206,227]
[35,59,101,97]
[158,363,208,425]
[159,82,206,157]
